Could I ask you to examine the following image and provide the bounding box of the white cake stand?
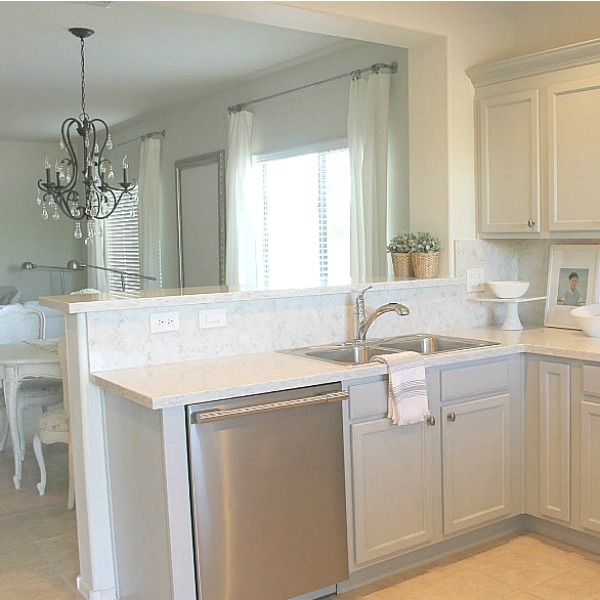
[470,296,547,331]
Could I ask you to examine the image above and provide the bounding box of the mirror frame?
[175,150,226,287]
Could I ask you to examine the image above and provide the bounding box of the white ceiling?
[0,1,347,141]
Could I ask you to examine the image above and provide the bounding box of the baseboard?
[523,515,600,557]
[76,576,118,600]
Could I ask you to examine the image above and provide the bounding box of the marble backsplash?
[84,238,599,372]
[86,281,495,372]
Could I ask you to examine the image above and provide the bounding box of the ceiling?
[0,1,347,141]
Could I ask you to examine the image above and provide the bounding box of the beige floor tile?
[0,544,56,592]
[35,534,80,574]
[0,517,31,552]
[14,507,77,543]
[0,576,80,600]
[510,594,545,600]
[526,562,600,600]
[460,535,577,590]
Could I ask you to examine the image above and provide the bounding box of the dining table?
[0,341,61,489]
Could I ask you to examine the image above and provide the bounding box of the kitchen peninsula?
[41,281,600,600]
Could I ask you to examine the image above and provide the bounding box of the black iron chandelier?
[37,27,135,245]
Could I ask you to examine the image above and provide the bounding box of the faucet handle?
[356,285,373,319]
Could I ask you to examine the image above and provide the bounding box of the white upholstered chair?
[34,336,74,510]
[0,305,63,458]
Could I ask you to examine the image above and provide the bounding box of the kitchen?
[3,2,600,599]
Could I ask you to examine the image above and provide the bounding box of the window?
[254,143,351,289]
[104,186,141,295]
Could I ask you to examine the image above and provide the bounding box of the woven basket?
[412,252,440,279]
[391,253,413,279]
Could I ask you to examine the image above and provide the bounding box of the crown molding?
[467,39,600,88]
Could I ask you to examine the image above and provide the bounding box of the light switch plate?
[199,309,227,329]
[466,267,485,293]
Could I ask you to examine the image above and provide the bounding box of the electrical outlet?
[199,309,227,329]
[150,311,180,333]
[466,267,485,293]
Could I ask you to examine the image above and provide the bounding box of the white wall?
[112,39,409,289]
[0,139,85,300]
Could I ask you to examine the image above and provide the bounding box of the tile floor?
[338,533,600,600]
[0,442,79,599]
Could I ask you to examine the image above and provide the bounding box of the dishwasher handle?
[190,390,348,424]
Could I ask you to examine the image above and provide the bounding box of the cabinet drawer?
[349,381,387,420]
[441,361,509,402]
[583,365,600,398]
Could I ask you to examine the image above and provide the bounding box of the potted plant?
[411,232,442,279]
[387,232,416,279]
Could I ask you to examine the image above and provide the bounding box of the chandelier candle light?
[37,27,135,245]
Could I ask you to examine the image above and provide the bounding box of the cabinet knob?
[426,415,436,427]
[527,219,535,228]
[447,412,456,423]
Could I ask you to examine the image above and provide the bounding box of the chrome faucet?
[355,286,410,341]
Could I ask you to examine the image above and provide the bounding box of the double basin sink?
[286,334,499,365]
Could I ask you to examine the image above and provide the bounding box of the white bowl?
[571,304,600,337]
[487,281,530,299]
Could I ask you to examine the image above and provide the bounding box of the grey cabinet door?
[442,394,511,535]
[351,417,435,565]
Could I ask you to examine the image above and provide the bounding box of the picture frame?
[544,245,600,329]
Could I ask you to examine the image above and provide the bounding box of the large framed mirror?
[175,151,226,287]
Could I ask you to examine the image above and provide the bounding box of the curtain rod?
[228,61,398,114]
[113,129,166,149]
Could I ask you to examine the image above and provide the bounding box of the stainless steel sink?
[283,334,499,365]
[305,343,397,365]
[377,334,497,355]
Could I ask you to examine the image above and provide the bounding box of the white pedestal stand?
[470,296,547,331]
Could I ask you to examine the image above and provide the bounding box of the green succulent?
[412,231,442,253]
[387,232,416,253]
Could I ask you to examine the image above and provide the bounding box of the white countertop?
[39,278,460,314]
[91,326,600,411]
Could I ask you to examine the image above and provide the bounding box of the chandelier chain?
[80,36,87,119]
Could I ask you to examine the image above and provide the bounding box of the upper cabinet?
[468,39,600,237]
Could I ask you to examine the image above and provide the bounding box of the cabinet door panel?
[351,418,434,565]
[478,90,540,233]
[581,401,600,534]
[442,394,511,535]
[549,78,600,230]
[539,361,571,522]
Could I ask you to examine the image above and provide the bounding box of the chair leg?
[67,442,75,511]
[17,404,25,461]
[33,434,47,497]
[0,407,8,452]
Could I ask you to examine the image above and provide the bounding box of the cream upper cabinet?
[468,39,600,237]
[548,78,600,231]
[477,90,540,233]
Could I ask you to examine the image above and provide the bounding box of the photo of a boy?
[557,270,587,306]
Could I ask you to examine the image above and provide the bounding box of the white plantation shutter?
[104,186,141,294]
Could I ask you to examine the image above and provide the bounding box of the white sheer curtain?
[138,136,163,288]
[347,71,391,282]
[87,221,109,292]
[225,110,260,288]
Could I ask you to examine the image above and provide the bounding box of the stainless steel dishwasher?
[187,382,349,600]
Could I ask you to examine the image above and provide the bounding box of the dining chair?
[0,305,62,458]
[33,336,74,510]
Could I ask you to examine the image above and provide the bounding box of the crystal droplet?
[52,207,60,220]
[87,221,94,239]
[36,191,42,206]
[84,235,92,246]
[58,166,65,181]
[106,134,113,150]
[48,197,56,207]
[41,207,49,220]
[84,135,90,148]
[74,222,82,239]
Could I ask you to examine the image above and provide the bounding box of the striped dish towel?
[374,352,430,426]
